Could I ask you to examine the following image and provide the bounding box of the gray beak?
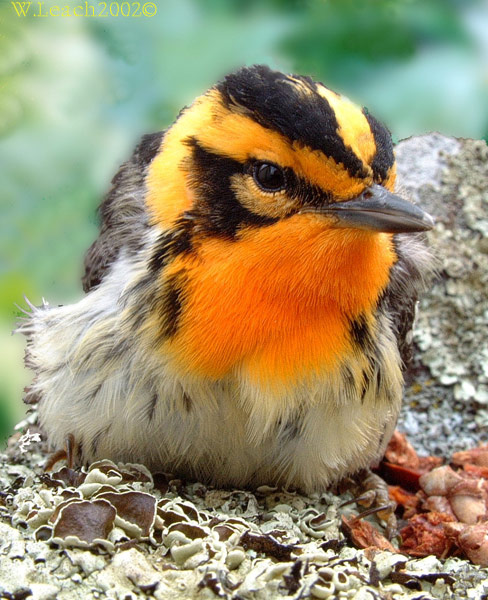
[316,184,435,234]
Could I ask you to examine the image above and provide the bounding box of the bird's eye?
[252,162,286,192]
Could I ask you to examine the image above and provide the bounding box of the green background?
[1,0,488,445]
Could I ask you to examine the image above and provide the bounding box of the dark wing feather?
[82,131,165,292]
[380,233,432,369]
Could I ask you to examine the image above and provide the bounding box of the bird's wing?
[82,131,165,292]
[380,233,432,369]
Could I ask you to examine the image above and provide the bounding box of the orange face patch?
[144,73,398,389]
[159,215,395,387]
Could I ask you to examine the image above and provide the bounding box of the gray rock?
[396,134,488,457]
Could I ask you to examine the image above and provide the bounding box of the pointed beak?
[316,184,435,234]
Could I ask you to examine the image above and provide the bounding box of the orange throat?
[160,215,396,387]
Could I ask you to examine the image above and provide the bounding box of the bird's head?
[142,65,434,383]
[146,64,433,242]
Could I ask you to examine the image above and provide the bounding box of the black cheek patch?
[184,137,278,238]
[149,219,194,274]
[158,272,186,340]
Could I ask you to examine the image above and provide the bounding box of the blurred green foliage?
[1,0,488,444]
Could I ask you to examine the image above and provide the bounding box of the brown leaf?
[97,491,157,537]
[452,445,488,468]
[341,515,397,552]
[462,464,488,480]
[240,530,297,560]
[380,462,421,491]
[400,512,455,558]
[52,499,116,543]
[388,485,421,518]
[384,431,420,470]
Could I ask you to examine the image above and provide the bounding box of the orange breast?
[162,214,396,387]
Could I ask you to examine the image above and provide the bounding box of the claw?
[340,490,377,509]
[339,469,398,540]
[44,434,76,471]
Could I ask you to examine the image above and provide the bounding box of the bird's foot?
[339,469,397,540]
[44,433,77,471]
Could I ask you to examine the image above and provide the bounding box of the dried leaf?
[388,485,421,518]
[380,462,421,491]
[400,512,455,558]
[462,463,488,480]
[341,515,396,552]
[452,446,488,468]
[97,491,157,537]
[240,530,296,560]
[384,431,420,470]
[52,499,116,543]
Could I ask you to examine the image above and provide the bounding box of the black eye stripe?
[246,160,333,207]
[183,138,279,237]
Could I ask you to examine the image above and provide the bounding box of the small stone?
[29,583,60,600]
[474,386,488,404]
[111,548,160,589]
[68,550,106,575]
[226,548,246,569]
[406,554,442,572]
[454,380,476,401]
[373,552,407,579]
[439,374,458,386]
[7,540,25,559]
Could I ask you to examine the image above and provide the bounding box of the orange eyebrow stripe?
[196,91,373,199]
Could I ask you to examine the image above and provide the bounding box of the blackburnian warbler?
[20,65,433,493]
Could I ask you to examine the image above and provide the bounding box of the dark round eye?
[252,162,286,192]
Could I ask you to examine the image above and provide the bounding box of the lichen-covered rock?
[395,135,488,456]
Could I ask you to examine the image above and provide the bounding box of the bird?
[20,65,434,495]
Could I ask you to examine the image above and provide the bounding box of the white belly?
[22,256,403,493]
